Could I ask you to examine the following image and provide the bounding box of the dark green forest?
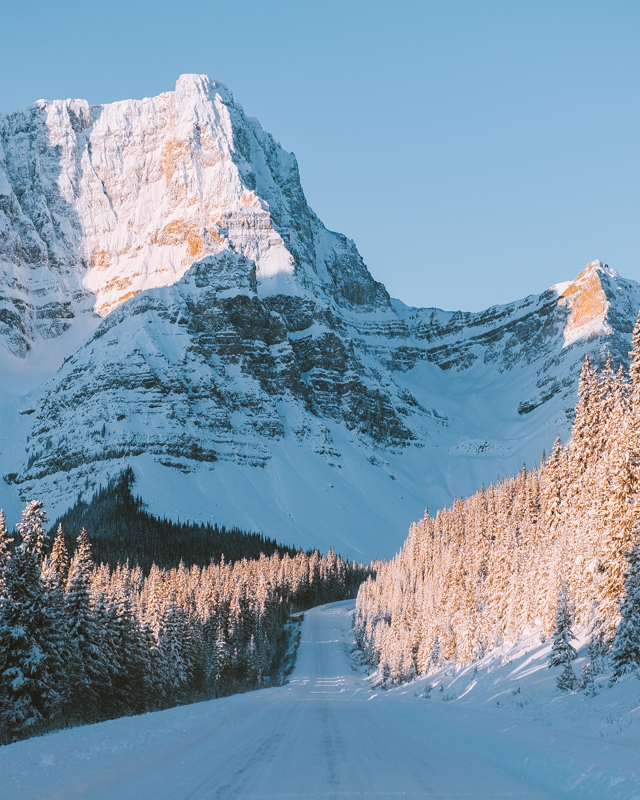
[52,468,301,572]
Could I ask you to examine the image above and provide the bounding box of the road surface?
[2,600,639,798]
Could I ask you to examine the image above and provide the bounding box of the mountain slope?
[1,76,639,560]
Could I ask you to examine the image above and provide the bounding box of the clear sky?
[1,0,638,311]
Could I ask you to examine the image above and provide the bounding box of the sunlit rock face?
[557,260,612,347]
[0,77,639,559]
[0,74,386,355]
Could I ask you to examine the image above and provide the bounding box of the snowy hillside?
[1,75,640,559]
[386,621,640,750]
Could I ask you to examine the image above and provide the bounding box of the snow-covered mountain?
[1,75,639,560]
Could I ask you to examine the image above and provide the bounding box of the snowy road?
[2,600,640,799]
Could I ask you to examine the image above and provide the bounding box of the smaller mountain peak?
[555,261,612,347]
[583,259,618,279]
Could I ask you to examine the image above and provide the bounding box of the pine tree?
[0,501,59,737]
[15,500,48,561]
[571,355,598,475]
[65,528,110,718]
[107,566,149,713]
[40,525,71,709]
[0,509,13,599]
[629,311,640,402]
[549,584,578,669]
[548,583,578,691]
[581,659,596,696]
[610,544,640,682]
[556,661,577,692]
[48,525,70,585]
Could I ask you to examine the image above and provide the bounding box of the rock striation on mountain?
[1,76,638,559]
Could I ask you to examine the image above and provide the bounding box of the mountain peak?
[555,260,613,347]
[174,73,232,104]
[0,76,388,358]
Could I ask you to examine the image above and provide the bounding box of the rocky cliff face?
[0,77,638,560]
[0,74,386,354]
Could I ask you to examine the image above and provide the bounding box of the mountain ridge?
[1,76,638,560]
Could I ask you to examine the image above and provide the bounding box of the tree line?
[0,501,369,743]
[52,468,301,572]
[355,315,640,690]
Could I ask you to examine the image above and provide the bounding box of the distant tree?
[16,500,48,561]
[41,525,71,707]
[628,311,640,408]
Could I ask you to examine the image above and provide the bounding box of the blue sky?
[1,0,638,310]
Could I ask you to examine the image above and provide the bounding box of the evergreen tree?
[0,509,13,599]
[48,524,70,585]
[629,311,640,403]
[610,544,640,682]
[571,355,598,475]
[0,501,58,737]
[108,567,149,712]
[40,526,71,709]
[65,529,110,718]
[549,585,578,669]
[15,500,48,561]
[581,659,596,697]
[556,661,577,692]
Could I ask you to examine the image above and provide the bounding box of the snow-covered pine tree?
[549,584,577,667]
[610,543,640,682]
[47,524,70,585]
[0,509,13,599]
[591,365,640,645]
[107,564,149,713]
[0,501,60,737]
[556,661,577,692]
[15,500,48,562]
[571,355,598,476]
[629,311,640,406]
[65,528,110,718]
[429,634,442,673]
[548,583,578,692]
[40,524,71,708]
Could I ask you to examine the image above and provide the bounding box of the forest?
[52,468,301,572]
[355,316,640,691]
[0,500,369,743]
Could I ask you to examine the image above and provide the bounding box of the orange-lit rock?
[556,261,612,346]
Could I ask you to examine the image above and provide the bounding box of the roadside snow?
[388,625,640,749]
[1,602,639,799]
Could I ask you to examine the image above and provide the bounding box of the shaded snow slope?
[382,621,640,775]
[2,601,639,799]
[1,72,640,559]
